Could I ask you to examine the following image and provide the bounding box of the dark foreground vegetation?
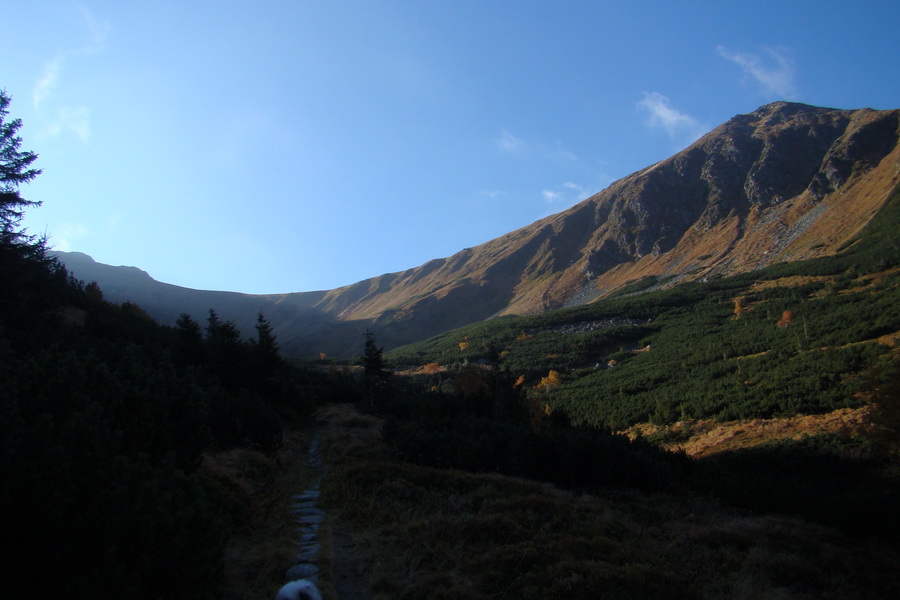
[321,404,900,600]
[0,237,345,598]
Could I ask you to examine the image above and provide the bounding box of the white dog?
[275,579,322,600]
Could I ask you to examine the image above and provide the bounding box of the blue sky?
[5,1,900,293]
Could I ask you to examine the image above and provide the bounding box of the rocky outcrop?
[565,103,898,295]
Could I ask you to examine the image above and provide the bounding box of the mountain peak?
[752,100,821,116]
[53,251,155,284]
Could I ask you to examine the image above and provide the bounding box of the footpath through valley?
[283,428,371,600]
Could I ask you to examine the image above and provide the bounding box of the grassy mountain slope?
[389,182,900,430]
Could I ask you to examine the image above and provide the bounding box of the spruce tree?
[174,313,206,367]
[205,309,244,387]
[362,329,388,408]
[0,90,42,246]
[0,91,57,344]
[252,311,281,376]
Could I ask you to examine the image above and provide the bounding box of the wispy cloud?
[496,130,527,153]
[31,5,110,142]
[38,106,92,142]
[59,106,91,141]
[33,5,110,109]
[637,92,709,143]
[33,57,63,109]
[547,141,578,163]
[77,3,112,50]
[542,189,564,203]
[492,131,603,209]
[716,45,797,99]
[495,131,583,165]
[53,222,89,251]
[542,181,597,206]
[563,181,591,197]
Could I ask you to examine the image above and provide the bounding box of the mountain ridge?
[56,102,900,356]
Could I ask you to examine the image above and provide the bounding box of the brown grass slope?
[315,404,900,600]
[300,102,900,350]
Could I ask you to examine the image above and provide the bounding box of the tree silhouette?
[205,309,245,387]
[0,90,42,246]
[362,329,388,408]
[866,358,900,459]
[0,91,57,345]
[174,313,206,366]
[251,311,281,376]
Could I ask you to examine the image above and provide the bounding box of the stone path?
[285,433,325,583]
[282,431,371,600]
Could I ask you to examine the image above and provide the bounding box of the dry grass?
[317,404,900,599]
[747,275,834,293]
[312,514,339,600]
[318,403,388,464]
[198,400,898,598]
[198,429,321,600]
[625,407,873,457]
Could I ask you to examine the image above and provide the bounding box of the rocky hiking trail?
[284,430,371,600]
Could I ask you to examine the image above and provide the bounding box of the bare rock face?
[578,103,893,281]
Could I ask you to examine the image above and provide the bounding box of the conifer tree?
[205,309,244,386]
[175,313,206,366]
[0,90,42,246]
[0,91,58,342]
[362,329,388,408]
[252,311,281,376]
